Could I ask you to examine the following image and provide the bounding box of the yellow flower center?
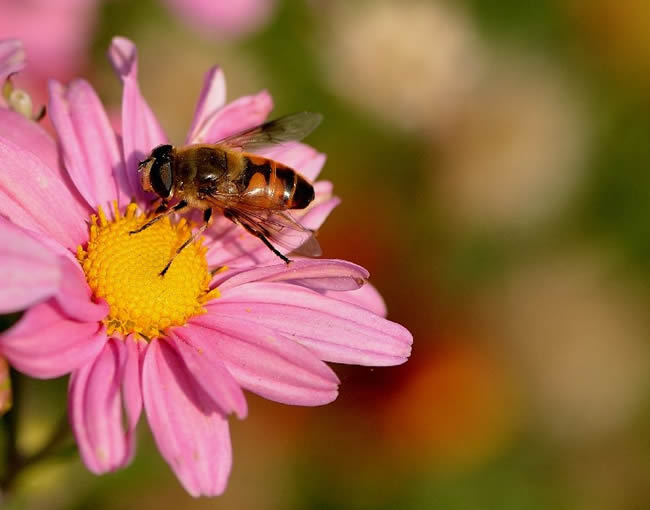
[77,203,219,340]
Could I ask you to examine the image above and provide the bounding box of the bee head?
[139,144,174,199]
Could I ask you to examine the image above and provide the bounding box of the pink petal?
[214,258,368,292]
[0,123,90,250]
[54,256,109,322]
[122,336,144,448]
[323,282,388,317]
[69,338,134,473]
[0,299,107,378]
[188,315,339,406]
[48,79,129,210]
[108,37,167,204]
[207,282,412,366]
[185,66,226,144]
[258,142,327,181]
[0,39,25,83]
[0,218,61,314]
[143,338,232,497]
[188,90,273,144]
[0,108,59,171]
[167,328,247,418]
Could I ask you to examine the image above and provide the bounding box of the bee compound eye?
[150,160,173,198]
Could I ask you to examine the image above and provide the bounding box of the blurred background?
[2,0,650,508]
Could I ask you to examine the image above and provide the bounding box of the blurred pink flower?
[161,0,277,39]
[0,0,98,101]
[0,37,412,497]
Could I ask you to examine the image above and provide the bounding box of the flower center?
[77,203,218,339]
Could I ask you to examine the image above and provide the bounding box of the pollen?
[77,202,219,339]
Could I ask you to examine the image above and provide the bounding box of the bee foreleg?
[130,200,187,235]
[159,208,213,277]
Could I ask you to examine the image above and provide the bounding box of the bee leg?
[159,208,213,277]
[223,209,290,264]
[257,234,291,265]
[130,200,187,235]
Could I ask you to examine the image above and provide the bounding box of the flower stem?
[0,370,71,499]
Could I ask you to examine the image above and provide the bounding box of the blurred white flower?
[433,54,589,231]
[320,0,482,131]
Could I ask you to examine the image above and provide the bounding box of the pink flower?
[0,0,99,102]
[161,0,277,39]
[0,37,412,496]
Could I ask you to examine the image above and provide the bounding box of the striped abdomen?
[240,155,314,210]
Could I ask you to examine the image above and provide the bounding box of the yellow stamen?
[77,202,219,339]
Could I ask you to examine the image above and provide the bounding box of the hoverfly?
[132,112,324,275]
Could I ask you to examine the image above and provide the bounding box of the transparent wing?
[216,112,323,152]
[207,193,322,258]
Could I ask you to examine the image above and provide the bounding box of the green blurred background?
[2,0,650,508]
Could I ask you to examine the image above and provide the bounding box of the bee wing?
[208,194,322,257]
[216,112,323,152]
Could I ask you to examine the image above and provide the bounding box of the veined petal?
[143,339,232,497]
[188,90,273,144]
[0,218,61,314]
[213,259,368,292]
[185,66,226,144]
[69,339,133,474]
[207,282,412,366]
[122,335,144,459]
[108,37,167,204]
[168,328,247,419]
[188,316,340,406]
[0,39,25,83]
[48,79,129,210]
[0,130,89,250]
[0,299,107,378]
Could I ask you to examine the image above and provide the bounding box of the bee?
[132,112,324,275]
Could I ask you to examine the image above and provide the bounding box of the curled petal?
[323,282,388,317]
[213,258,368,292]
[0,130,89,250]
[48,80,129,210]
[69,338,136,474]
[143,338,232,497]
[0,299,107,378]
[0,39,25,84]
[0,218,61,314]
[108,37,167,204]
[188,90,273,144]
[188,316,340,406]
[208,282,412,366]
[168,328,247,418]
[185,66,226,144]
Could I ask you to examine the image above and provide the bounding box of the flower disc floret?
[77,202,218,339]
